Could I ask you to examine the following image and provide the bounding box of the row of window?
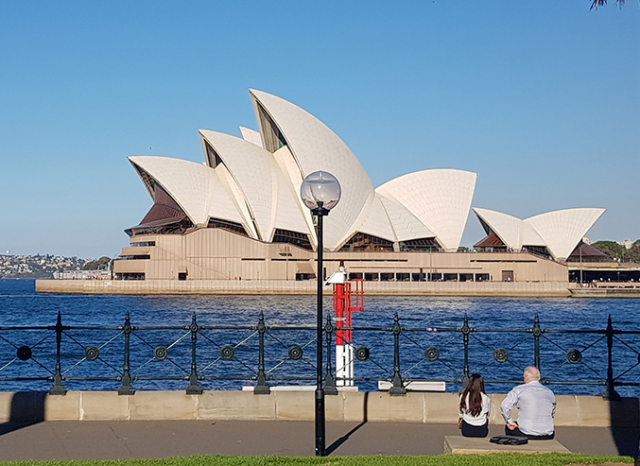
[346,272,492,283]
[120,272,494,283]
[114,273,145,280]
[130,241,156,247]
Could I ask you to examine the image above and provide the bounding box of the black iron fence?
[1,312,639,398]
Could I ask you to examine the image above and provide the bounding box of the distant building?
[53,270,110,280]
[112,90,604,287]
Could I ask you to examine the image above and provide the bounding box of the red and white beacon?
[326,261,364,387]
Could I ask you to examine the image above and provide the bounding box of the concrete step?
[444,435,571,455]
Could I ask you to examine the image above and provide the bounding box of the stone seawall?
[2,391,636,427]
[571,288,640,298]
[36,280,571,297]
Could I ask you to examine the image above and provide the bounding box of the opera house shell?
[108,89,605,295]
[473,208,606,261]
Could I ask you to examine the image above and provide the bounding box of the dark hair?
[459,373,486,417]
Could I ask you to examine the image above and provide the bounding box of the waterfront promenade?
[0,391,639,461]
[0,420,637,461]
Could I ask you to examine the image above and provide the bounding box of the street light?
[300,171,341,457]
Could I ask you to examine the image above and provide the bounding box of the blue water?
[1,279,639,396]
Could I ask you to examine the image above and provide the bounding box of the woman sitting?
[459,373,491,437]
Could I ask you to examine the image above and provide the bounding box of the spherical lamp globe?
[300,171,341,212]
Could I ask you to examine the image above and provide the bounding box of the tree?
[591,0,627,9]
[83,256,112,270]
[591,240,640,263]
[591,241,623,260]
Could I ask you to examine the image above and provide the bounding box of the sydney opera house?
[102,89,605,295]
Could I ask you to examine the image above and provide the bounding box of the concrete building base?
[36,279,572,297]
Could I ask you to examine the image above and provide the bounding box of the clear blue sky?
[1,1,638,258]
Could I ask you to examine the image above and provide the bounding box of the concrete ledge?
[198,391,276,420]
[0,391,638,426]
[444,436,571,455]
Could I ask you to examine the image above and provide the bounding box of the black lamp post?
[300,171,341,457]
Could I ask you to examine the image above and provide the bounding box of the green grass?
[2,454,634,466]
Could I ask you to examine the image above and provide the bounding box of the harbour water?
[1,279,639,396]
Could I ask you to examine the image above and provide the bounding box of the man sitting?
[500,366,556,439]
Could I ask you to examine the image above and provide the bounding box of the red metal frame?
[334,278,364,346]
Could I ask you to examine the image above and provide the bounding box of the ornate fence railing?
[0,312,639,398]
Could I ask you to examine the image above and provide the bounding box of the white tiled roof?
[526,208,606,260]
[473,208,522,250]
[357,194,396,242]
[128,156,215,227]
[250,89,375,251]
[207,169,246,226]
[377,193,435,242]
[473,207,605,259]
[200,130,307,241]
[239,127,263,148]
[378,169,477,251]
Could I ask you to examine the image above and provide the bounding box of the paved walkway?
[0,420,637,461]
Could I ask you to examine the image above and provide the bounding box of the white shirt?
[501,380,556,436]
[459,392,491,426]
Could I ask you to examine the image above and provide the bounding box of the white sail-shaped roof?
[377,169,477,252]
[239,127,263,147]
[270,174,312,241]
[473,207,605,259]
[526,208,605,260]
[473,208,524,250]
[250,89,375,251]
[521,222,546,247]
[200,130,309,242]
[377,193,435,242]
[271,144,318,247]
[357,195,396,242]
[128,156,215,227]
[473,207,547,251]
[206,169,246,226]
[202,130,270,240]
[212,163,258,238]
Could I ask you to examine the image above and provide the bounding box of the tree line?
[591,240,640,263]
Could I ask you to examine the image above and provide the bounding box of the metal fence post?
[603,315,621,400]
[324,314,338,395]
[532,314,542,371]
[49,311,67,395]
[118,313,135,395]
[186,313,203,395]
[254,312,270,394]
[460,314,471,388]
[389,313,406,396]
